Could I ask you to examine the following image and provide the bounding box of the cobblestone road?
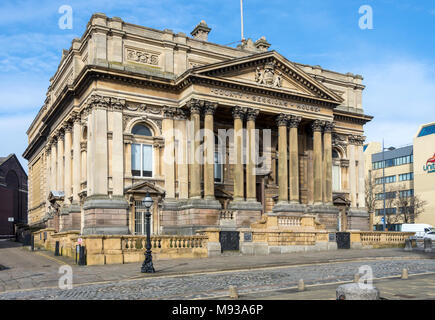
[1,259,434,300]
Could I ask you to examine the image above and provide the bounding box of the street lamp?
[382,140,395,231]
[141,192,155,273]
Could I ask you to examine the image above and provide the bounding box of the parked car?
[424,231,435,241]
[400,223,435,239]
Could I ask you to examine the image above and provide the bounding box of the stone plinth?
[336,283,380,300]
[82,196,129,235]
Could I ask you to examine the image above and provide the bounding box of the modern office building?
[23,14,372,238]
[364,122,435,230]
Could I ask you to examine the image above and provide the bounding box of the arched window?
[131,123,153,177]
[332,149,341,191]
[132,124,152,136]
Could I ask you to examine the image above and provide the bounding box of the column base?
[82,195,129,235]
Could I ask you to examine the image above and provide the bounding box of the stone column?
[276,114,288,203]
[348,138,357,207]
[81,141,87,188]
[323,121,334,205]
[57,130,65,192]
[45,142,52,193]
[175,111,188,199]
[163,107,176,199]
[357,137,366,208]
[91,98,109,195]
[312,120,323,205]
[203,102,217,200]
[188,101,202,199]
[51,138,57,190]
[111,98,125,196]
[72,114,81,203]
[232,106,245,202]
[64,123,72,204]
[288,116,302,204]
[246,108,259,202]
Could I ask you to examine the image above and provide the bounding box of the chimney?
[254,36,271,52]
[191,20,211,41]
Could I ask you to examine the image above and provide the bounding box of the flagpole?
[240,0,245,41]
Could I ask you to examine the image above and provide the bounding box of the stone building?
[0,154,28,237]
[23,13,372,236]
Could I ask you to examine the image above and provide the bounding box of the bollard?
[354,273,360,283]
[404,239,413,251]
[336,283,380,300]
[229,286,239,299]
[54,241,60,256]
[401,268,408,280]
[424,238,432,253]
[298,279,305,292]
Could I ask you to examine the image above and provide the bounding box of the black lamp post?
[141,192,155,273]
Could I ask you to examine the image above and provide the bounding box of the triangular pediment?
[189,51,343,104]
[125,181,165,195]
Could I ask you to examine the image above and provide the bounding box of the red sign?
[427,153,435,164]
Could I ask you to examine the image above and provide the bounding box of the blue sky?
[1,0,434,168]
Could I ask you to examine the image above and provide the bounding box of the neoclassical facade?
[24,14,372,235]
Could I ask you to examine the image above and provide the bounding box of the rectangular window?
[375,175,396,184]
[214,152,223,183]
[131,143,153,177]
[332,165,341,191]
[131,143,141,177]
[376,208,397,215]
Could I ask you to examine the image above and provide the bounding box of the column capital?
[111,97,125,111]
[204,101,218,115]
[276,113,288,127]
[232,106,246,119]
[246,108,259,122]
[71,111,81,123]
[57,129,65,140]
[88,94,111,110]
[312,119,323,132]
[187,99,203,114]
[288,115,302,128]
[163,106,177,119]
[323,121,335,133]
[64,122,73,133]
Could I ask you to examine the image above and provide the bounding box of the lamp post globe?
[141,192,155,273]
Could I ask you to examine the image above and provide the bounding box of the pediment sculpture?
[255,61,282,88]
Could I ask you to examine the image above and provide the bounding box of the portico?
[24,14,372,237]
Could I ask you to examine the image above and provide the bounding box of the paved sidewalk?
[0,239,434,293]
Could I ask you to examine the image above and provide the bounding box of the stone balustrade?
[220,210,234,220]
[278,216,302,227]
[350,231,415,249]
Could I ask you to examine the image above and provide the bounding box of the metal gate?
[219,231,239,252]
[336,232,350,249]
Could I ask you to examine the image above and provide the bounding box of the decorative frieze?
[126,47,159,66]
[348,134,365,146]
[332,133,348,148]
